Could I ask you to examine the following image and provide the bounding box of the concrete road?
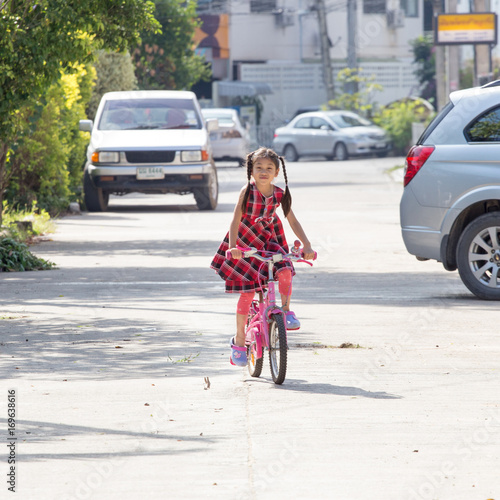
[1,157,500,500]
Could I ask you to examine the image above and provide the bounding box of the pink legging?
[236,269,292,315]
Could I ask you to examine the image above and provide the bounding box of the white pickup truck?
[79,90,219,211]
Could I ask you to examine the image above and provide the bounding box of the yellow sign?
[435,13,497,44]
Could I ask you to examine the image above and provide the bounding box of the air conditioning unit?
[387,9,405,28]
[272,8,295,28]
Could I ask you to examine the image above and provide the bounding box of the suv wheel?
[84,169,109,212]
[457,213,500,300]
[193,167,218,210]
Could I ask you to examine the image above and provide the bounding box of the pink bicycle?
[226,241,316,385]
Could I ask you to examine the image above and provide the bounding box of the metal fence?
[250,124,280,149]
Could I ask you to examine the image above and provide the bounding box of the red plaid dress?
[210,182,294,293]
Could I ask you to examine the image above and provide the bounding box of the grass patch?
[293,342,365,350]
[339,342,363,349]
[167,353,200,364]
[384,164,404,175]
[2,202,55,242]
[1,203,56,272]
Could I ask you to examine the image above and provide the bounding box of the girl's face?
[252,157,279,185]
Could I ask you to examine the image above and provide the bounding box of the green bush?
[5,64,95,214]
[373,99,434,155]
[0,238,55,272]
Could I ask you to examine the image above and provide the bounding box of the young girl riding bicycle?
[210,147,315,367]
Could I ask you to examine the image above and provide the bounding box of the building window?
[363,0,386,14]
[423,0,434,32]
[250,0,277,13]
[400,0,418,17]
[197,0,228,14]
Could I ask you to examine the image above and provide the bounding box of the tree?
[5,65,95,213]
[0,0,160,224]
[132,0,211,90]
[86,50,138,120]
[410,35,436,104]
[327,68,382,118]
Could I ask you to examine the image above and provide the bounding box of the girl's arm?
[286,207,316,260]
[228,187,246,259]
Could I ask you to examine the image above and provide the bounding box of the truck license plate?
[136,167,164,180]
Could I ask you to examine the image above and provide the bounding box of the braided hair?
[241,147,292,217]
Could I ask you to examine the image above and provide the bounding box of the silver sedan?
[272,110,391,161]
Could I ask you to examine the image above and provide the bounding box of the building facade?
[195,0,426,125]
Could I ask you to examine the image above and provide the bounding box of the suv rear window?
[465,105,500,142]
[417,101,454,144]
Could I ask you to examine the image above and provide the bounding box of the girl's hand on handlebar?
[302,245,316,261]
[227,247,243,260]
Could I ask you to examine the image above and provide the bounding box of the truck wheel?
[456,213,500,300]
[193,167,218,210]
[84,170,109,212]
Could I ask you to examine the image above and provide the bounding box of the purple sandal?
[229,337,247,366]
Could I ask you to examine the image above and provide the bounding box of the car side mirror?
[79,119,93,132]
[320,125,331,131]
[206,118,218,132]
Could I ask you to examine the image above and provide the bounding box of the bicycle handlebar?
[225,240,317,265]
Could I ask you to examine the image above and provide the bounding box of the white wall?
[240,60,420,125]
[227,0,424,64]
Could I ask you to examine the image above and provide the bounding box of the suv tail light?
[404,145,435,186]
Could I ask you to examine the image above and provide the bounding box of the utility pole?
[472,0,492,85]
[433,0,447,110]
[315,0,335,102]
[346,0,358,94]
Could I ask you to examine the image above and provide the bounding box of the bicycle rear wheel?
[268,313,287,385]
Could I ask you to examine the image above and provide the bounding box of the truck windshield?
[98,99,202,130]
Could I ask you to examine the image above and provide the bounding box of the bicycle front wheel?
[268,313,287,385]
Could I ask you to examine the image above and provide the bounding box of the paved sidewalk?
[1,159,500,500]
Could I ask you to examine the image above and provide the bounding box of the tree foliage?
[0,0,160,222]
[373,99,434,155]
[5,65,95,213]
[410,35,436,104]
[327,68,383,118]
[86,50,138,120]
[132,0,211,90]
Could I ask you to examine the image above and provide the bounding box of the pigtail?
[240,152,254,212]
[279,156,292,217]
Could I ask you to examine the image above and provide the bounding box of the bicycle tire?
[268,313,287,385]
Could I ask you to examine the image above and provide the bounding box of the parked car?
[290,105,322,119]
[79,90,219,212]
[400,81,500,300]
[201,108,250,164]
[272,110,391,161]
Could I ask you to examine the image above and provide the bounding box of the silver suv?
[400,82,500,300]
[79,90,219,211]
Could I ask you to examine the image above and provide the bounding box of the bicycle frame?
[245,255,289,360]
